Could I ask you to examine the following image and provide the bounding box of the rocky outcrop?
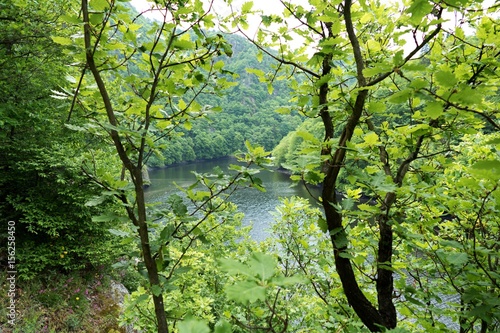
[142,165,151,188]
[109,280,138,333]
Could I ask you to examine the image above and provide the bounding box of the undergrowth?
[0,265,140,333]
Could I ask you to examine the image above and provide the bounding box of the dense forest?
[1,0,499,333]
[147,32,302,166]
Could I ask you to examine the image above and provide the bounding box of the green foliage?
[3,146,124,279]
[3,0,499,332]
[58,0,291,330]
[0,0,124,279]
[227,0,500,331]
[120,195,256,332]
[220,252,305,305]
[216,197,369,332]
[178,317,211,333]
[397,133,500,331]
[147,33,302,167]
[272,117,325,182]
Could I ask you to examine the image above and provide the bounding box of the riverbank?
[147,156,239,171]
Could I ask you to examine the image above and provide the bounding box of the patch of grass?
[0,267,131,333]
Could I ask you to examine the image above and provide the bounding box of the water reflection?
[144,157,320,240]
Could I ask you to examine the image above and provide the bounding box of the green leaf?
[91,0,110,11]
[267,83,274,94]
[296,130,320,144]
[472,160,500,171]
[405,295,426,307]
[407,0,433,25]
[317,217,328,233]
[250,176,266,192]
[304,170,323,185]
[218,258,253,277]
[214,60,225,70]
[367,101,386,113]
[222,42,233,57]
[246,68,265,79]
[440,239,463,249]
[178,318,210,333]
[214,319,233,333]
[404,62,428,72]
[363,63,392,77]
[111,261,129,269]
[272,275,307,286]
[357,203,378,212]
[314,74,332,88]
[339,252,354,259]
[173,39,195,50]
[89,13,104,25]
[435,70,457,87]
[178,99,187,110]
[470,159,500,180]
[330,227,348,249]
[85,195,106,206]
[485,137,500,145]
[425,101,443,119]
[244,140,270,159]
[393,50,404,66]
[407,124,431,135]
[248,253,277,280]
[241,1,253,13]
[92,213,121,222]
[446,252,468,266]
[135,293,150,304]
[275,106,291,114]
[388,89,412,103]
[372,172,396,192]
[226,280,267,304]
[167,194,187,216]
[159,223,175,242]
[467,304,494,324]
[60,15,81,24]
[363,131,380,147]
[51,36,73,46]
[151,284,162,297]
[256,50,263,63]
[410,78,428,90]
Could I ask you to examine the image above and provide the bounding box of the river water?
[144,157,320,240]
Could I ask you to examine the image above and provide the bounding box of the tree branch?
[367,8,443,87]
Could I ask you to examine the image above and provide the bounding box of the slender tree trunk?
[322,186,386,331]
[133,168,169,333]
[318,1,397,331]
[81,1,168,331]
[376,211,397,328]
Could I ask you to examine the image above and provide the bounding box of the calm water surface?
[145,157,320,240]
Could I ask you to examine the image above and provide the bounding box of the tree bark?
[133,168,168,333]
[376,211,397,328]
